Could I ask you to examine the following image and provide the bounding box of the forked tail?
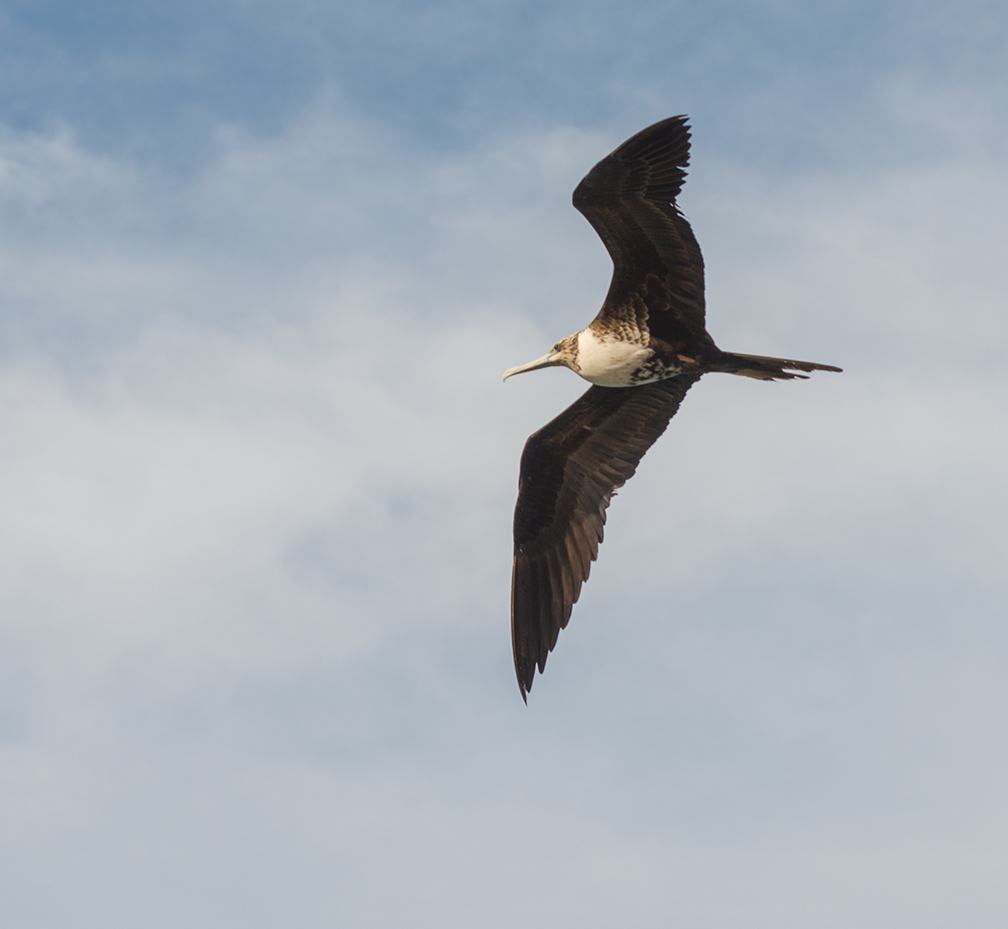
[717,352,842,381]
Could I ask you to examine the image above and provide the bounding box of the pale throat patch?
[575,328,678,387]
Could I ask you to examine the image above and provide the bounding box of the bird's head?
[502,333,580,382]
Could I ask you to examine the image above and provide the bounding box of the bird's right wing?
[511,375,699,700]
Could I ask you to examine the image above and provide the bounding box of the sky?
[1,1,1007,926]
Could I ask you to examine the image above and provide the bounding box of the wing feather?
[511,375,699,699]
[572,116,711,349]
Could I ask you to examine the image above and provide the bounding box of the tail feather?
[718,352,842,381]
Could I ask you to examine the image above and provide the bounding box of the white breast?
[575,328,658,387]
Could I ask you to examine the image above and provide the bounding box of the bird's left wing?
[511,375,699,700]
[572,116,710,348]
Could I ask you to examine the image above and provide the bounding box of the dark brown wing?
[511,375,700,700]
[572,116,711,349]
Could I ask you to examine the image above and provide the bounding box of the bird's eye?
[553,343,562,352]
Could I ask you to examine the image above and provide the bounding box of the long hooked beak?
[502,351,563,382]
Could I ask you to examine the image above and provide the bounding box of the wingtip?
[516,664,531,703]
[515,669,530,703]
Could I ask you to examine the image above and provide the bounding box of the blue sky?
[1,1,1007,926]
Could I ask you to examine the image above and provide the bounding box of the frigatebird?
[503,116,840,701]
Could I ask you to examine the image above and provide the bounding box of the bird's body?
[504,116,839,701]
[560,327,681,387]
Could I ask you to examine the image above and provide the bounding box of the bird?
[502,115,840,701]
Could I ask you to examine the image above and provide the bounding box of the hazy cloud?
[1,6,1007,925]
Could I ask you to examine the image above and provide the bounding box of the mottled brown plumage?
[506,116,840,701]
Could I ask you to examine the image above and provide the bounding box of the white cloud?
[0,83,1006,926]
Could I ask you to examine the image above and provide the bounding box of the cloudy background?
[1,1,1006,925]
